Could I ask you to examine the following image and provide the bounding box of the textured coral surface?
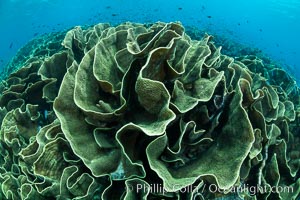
[0,22,299,200]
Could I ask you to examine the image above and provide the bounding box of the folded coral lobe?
[0,22,299,200]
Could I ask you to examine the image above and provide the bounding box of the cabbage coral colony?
[0,22,299,200]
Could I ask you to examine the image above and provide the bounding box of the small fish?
[178,7,183,10]
[37,125,42,133]
[106,6,111,9]
[246,20,249,23]
[112,13,117,16]
[9,42,13,49]
[238,23,240,26]
[207,15,212,18]
[44,110,48,120]
[259,28,262,32]
[201,5,206,11]
[33,32,38,36]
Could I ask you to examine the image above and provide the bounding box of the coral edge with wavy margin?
[0,21,299,200]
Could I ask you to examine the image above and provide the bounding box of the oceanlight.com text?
[126,183,294,196]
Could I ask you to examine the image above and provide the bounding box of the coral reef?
[0,31,67,81]
[0,22,299,200]
[185,25,299,84]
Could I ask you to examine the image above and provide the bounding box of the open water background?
[0,0,299,82]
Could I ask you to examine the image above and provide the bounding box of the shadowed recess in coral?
[0,22,299,200]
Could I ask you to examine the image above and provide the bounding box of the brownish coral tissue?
[0,22,299,200]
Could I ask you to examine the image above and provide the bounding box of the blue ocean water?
[0,0,300,82]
